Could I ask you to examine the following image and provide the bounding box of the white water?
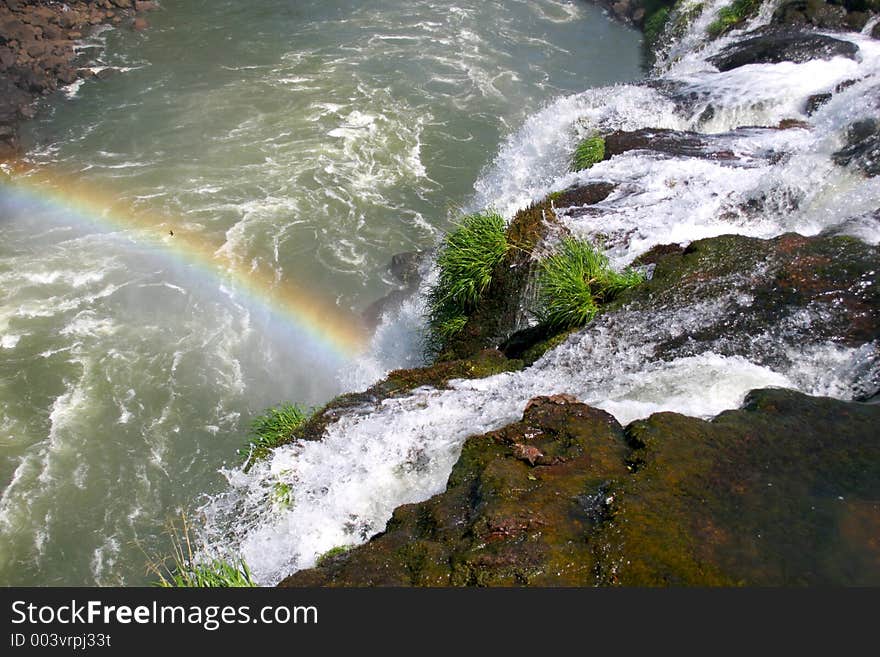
[203,5,880,584]
[1,0,643,585]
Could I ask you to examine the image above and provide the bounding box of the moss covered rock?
[279,389,880,586]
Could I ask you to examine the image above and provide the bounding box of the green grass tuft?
[707,0,759,37]
[571,136,606,172]
[239,403,310,471]
[316,545,352,566]
[538,238,644,329]
[147,516,257,587]
[426,210,508,351]
[157,558,256,588]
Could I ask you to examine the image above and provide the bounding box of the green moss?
[379,349,524,396]
[316,545,352,566]
[427,210,509,353]
[520,327,578,365]
[571,136,606,172]
[707,0,759,37]
[644,7,671,50]
[239,403,310,471]
[538,237,645,329]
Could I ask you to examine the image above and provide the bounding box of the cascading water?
[200,1,880,584]
[0,1,644,586]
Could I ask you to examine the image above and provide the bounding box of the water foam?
[203,3,880,584]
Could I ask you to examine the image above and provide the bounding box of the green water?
[0,0,641,585]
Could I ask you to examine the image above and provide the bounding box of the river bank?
[0,0,157,159]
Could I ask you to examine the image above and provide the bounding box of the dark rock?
[279,389,880,586]
[389,250,425,287]
[709,28,859,72]
[95,67,118,80]
[833,118,880,177]
[805,92,832,115]
[772,0,854,30]
[604,127,738,161]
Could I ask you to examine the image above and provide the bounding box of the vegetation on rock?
[708,0,760,37]
[571,135,606,171]
[279,389,880,587]
[538,237,644,328]
[149,517,257,587]
[240,403,310,471]
[427,210,509,352]
[156,558,256,588]
[644,7,671,51]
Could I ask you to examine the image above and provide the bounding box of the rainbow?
[0,163,369,360]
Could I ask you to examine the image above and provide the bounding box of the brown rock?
[132,16,149,31]
[135,1,160,11]
[0,46,15,70]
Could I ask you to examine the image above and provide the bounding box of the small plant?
[427,210,508,350]
[157,558,257,587]
[571,136,606,172]
[707,0,759,37]
[147,516,256,587]
[316,545,352,566]
[239,403,309,471]
[538,237,644,329]
[272,481,293,509]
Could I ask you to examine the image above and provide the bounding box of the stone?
[709,28,858,72]
[279,389,880,586]
[832,119,880,177]
[132,16,149,31]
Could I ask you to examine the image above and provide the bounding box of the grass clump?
[316,545,352,566]
[148,516,256,587]
[239,403,310,471]
[538,237,644,329]
[427,210,508,350]
[571,136,606,172]
[707,0,759,37]
[157,558,256,587]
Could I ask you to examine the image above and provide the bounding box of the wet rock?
[279,389,880,586]
[772,0,850,30]
[0,0,142,159]
[604,128,738,161]
[135,1,160,11]
[805,92,832,115]
[832,118,880,177]
[361,250,426,328]
[390,250,425,288]
[279,397,632,586]
[95,67,119,80]
[132,16,149,31]
[708,28,858,72]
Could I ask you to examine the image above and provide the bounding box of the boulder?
[279,389,880,586]
[603,127,738,161]
[709,28,858,71]
[832,119,880,177]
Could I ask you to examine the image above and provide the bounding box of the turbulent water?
[0,2,642,585]
[200,0,880,585]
